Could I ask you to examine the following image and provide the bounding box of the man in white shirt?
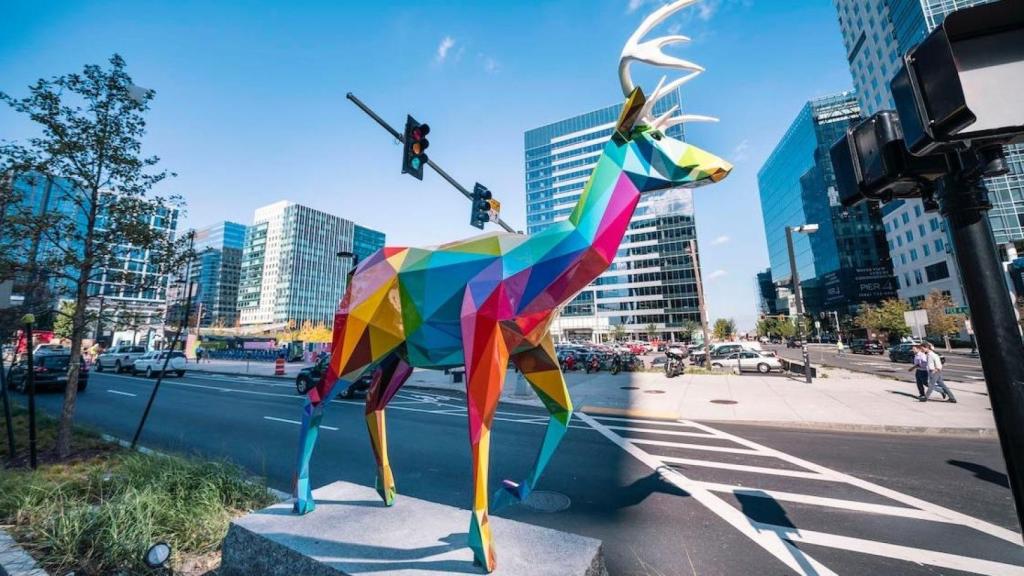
[921,342,956,403]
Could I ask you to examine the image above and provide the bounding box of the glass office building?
[525,90,702,342]
[192,221,247,327]
[833,0,1024,306]
[757,92,897,316]
[4,173,178,328]
[238,201,385,327]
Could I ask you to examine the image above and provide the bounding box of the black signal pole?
[0,333,15,459]
[941,154,1024,534]
[345,92,517,234]
[23,315,37,469]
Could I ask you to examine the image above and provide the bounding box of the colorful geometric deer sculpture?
[292,0,731,571]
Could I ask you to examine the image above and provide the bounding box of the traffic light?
[471,183,492,230]
[402,115,430,180]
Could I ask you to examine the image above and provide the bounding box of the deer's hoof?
[469,512,497,573]
[293,497,316,515]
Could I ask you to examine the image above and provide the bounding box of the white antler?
[619,0,718,130]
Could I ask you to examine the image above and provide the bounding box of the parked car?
[295,355,373,399]
[133,351,187,377]
[889,343,946,364]
[691,342,762,366]
[33,343,69,355]
[850,339,885,355]
[96,345,148,373]
[9,353,88,393]
[710,351,782,374]
[786,339,804,349]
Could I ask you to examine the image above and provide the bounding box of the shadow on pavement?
[948,459,1009,488]
[738,490,824,576]
[264,531,476,574]
[614,468,691,509]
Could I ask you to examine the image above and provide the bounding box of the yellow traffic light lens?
[412,143,421,154]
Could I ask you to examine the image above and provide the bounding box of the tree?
[53,301,76,340]
[777,319,796,339]
[677,319,698,342]
[1,55,189,458]
[855,299,910,341]
[712,318,735,340]
[921,290,961,350]
[611,324,626,342]
[644,323,658,341]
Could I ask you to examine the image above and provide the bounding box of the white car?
[132,351,187,378]
[96,345,148,373]
[710,351,782,374]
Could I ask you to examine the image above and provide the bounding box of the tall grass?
[0,409,277,574]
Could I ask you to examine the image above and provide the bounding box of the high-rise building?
[833,0,1024,306]
[755,268,786,317]
[192,221,247,327]
[4,173,178,327]
[238,201,385,327]
[757,92,897,317]
[524,90,702,342]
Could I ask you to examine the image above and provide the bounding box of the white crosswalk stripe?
[580,411,1023,575]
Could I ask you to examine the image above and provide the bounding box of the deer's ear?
[614,87,646,142]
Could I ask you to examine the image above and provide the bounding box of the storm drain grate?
[710,399,738,405]
[523,490,571,513]
[644,389,666,394]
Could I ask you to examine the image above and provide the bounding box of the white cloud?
[627,0,648,13]
[698,0,718,21]
[711,235,730,245]
[707,269,728,281]
[732,139,751,163]
[482,56,499,74]
[435,36,455,64]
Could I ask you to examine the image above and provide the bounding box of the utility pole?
[688,240,711,359]
[132,232,195,449]
[345,92,517,234]
[22,314,37,469]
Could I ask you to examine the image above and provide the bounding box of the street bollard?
[802,344,812,384]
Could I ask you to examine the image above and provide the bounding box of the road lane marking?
[578,412,839,576]
[692,482,950,523]
[107,389,136,397]
[603,425,720,439]
[681,420,1022,545]
[590,414,700,428]
[264,416,339,432]
[757,523,1024,576]
[629,439,763,455]
[659,456,839,480]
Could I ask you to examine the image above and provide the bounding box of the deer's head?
[613,0,731,192]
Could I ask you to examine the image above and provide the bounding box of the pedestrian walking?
[836,340,846,355]
[195,345,204,364]
[921,342,956,403]
[908,344,929,399]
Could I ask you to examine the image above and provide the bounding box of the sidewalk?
[188,360,997,436]
[188,357,314,378]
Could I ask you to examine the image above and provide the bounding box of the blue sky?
[1,0,854,330]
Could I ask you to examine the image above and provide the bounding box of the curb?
[189,367,294,380]
[0,529,47,576]
[703,419,998,438]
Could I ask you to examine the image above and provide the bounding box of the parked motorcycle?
[664,348,686,378]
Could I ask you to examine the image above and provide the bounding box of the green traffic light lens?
[411,158,421,170]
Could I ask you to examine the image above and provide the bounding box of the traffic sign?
[945,306,969,315]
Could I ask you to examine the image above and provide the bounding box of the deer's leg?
[463,317,510,572]
[365,351,413,506]
[496,333,572,509]
[293,397,329,514]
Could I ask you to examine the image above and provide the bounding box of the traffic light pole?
[941,161,1024,535]
[346,92,517,234]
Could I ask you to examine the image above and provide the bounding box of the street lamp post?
[785,224,819,384]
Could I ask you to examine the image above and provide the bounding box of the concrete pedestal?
[221,481,606,576]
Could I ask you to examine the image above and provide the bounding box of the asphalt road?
[769,344,987,385]
[17,370,1024,575]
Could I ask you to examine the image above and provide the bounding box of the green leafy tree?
[856,299,910,341]
[921,290,961,350]
[645,323,658,341]
[611,324,626,342]
[53,301,76,340]
[1,55,190,458]
[712,318,735,340]
[777,319,796,339]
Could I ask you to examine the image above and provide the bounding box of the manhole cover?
[523,490,571,513]
[620,386,639,390]
[710,399,738,405]
[644,389,666,394]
